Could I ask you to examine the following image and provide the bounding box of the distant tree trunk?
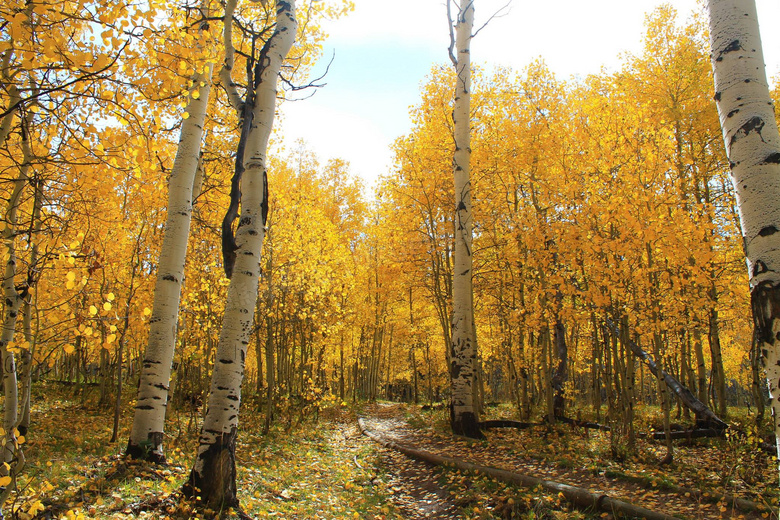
[590,314,602,422]
[262,237,275,436]
[112,229,142,443]
[750,330,765,422]
[447,0,481,439]
[183,0,296,509]
[411,346,419,404]
[127,0,214,463]
[708,299,727,418]
[541,328,554,423]
[693,327,707,404]
[551,319,568,418]
[653,333,673,463]
[707,0,780,473]
[339,331,345,401]
[17,172,43,437]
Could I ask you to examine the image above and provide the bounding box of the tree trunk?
[262,236,274,435]
[551,319,567,418]
[750,330,765,422]
[127,0,215,463]
[707,0,780,474]
[448,0,481,439]
[184,0,296,509]
[708,301,727,419]
[0,108,33,508]
[17,172,43,437]
[693,327,707,405]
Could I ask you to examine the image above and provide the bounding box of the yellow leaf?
[0,476,11,487]
[64,343,74,354]
[191,91,200,100]
[103,302,112,311]
[182,112,190,120]
[143,307,152,316]
[93,54,110,70]
[107,292,115,301]
[89,305,98,316]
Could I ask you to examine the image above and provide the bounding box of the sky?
[273,0,780,191]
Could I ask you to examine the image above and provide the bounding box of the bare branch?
[446,0,457,67]
[281,49,334,95]
[472,0,511,39]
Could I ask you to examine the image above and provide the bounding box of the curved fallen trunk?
[637,428,723,441]
[603,318,727,430]
[358,418,679,520]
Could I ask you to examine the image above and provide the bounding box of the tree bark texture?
[707,0,780,469]
[127,0,215,463]
[184,0,296,510]
[448,0,481,439]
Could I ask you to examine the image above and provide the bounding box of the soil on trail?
[359,402,769,520]
[360,405,462,519]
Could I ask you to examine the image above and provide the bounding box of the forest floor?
[360,402,779,519]
[5,383,779,519]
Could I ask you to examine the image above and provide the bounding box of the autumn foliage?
[0,0,776,517]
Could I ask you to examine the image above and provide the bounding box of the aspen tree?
[125,0,215,463]
[0,106,34,510]
[707,0,780,468]
[183,0,296,509]
[448,0,481,438]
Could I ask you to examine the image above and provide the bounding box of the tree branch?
[472,0,511,39]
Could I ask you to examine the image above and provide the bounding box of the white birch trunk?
[707,0,780,478]
[449,0,481,438]
[184,0,296,508]
[126,2,215,462]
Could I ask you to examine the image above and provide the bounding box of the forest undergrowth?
[3,383,778,519]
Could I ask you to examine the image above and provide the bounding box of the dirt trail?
[358,405,461,519]
[360,402,769,520]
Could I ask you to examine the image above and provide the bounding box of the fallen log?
[555,416,611,431]
[358,418,680,520]
[637,428,723,441]
[479,420,539,430]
